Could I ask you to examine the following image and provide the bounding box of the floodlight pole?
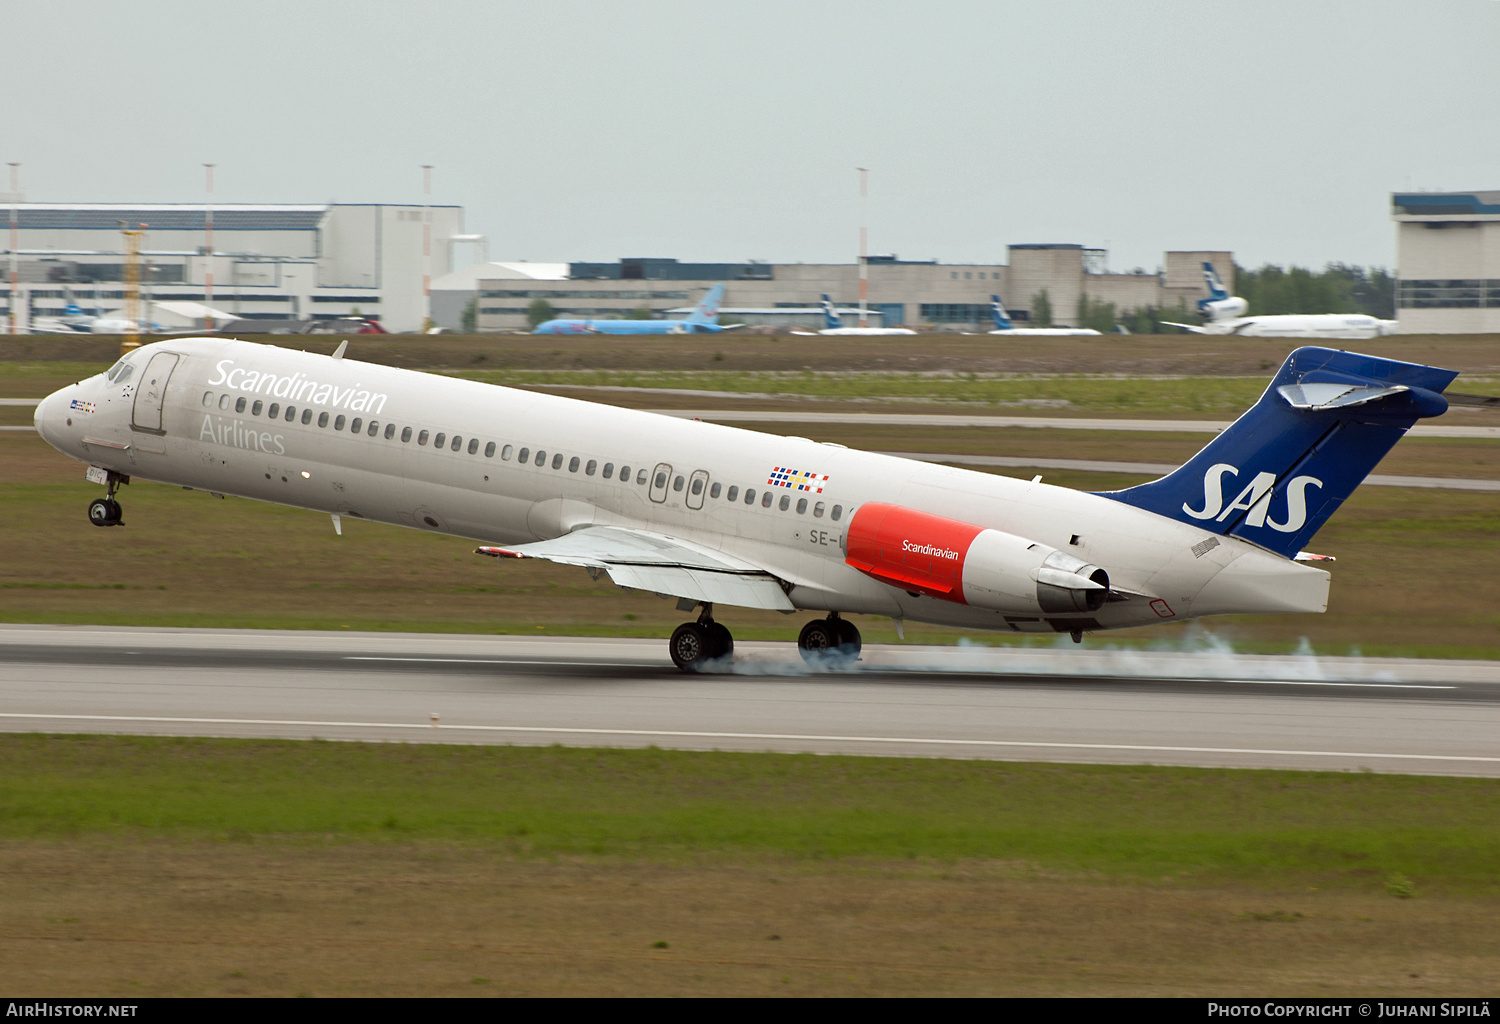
[8,163,18,335]
[422,164,433,330]
[203,163,215,331]
[857,167,869,329]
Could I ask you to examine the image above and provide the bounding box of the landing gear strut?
[87,473,126,527]
[669,603,734,672]
[797,612,861,668]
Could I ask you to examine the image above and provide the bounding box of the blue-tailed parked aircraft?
[533,284,739,335]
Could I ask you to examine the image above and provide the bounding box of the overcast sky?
[5,0,1497,272]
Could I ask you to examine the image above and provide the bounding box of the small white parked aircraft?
[811,295,916,336]
[34,337,1454,670]
[1165,263,1398,339]
[988,295,1102,336]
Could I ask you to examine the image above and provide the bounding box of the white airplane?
[812,295,915,336]
[31,297,139,335]
[34,337,1455,671]
[988,294,1101,336]
[1165,263,1398,339]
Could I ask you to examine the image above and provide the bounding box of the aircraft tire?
[835,619,862,660]
[705,622,734,660]
[88,498,119,527]
[669,621,712,672]
[796,618,839,667]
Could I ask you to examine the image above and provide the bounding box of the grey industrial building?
[1393,191,1500,333]
[2,202,467,334]
[433,248,1233,332]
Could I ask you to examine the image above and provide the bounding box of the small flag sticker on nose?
[768,467,829,493]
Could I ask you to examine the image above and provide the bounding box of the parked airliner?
[988,295,1101,336]
[34,337,1454,670]
[533,284,739,335]
[1165,263,1398,339]
[813,295,916,336]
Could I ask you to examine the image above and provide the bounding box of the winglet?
[331,340,348,360]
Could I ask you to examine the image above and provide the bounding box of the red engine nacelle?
[844,502,1110,615]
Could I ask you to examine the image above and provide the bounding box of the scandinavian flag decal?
[768,466,829,493]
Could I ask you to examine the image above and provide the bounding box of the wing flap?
[476,525,796,612]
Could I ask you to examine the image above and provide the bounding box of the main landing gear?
[669,604,734,672]
[796,612,861,668]
[87,473,127,527]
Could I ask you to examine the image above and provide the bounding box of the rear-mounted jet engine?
[843,502,1110,614]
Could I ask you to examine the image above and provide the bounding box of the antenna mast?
[857,167,868,329]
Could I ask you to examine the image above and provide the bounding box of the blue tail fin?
[684,283,726,325]
[1097,347,1457,559]
[1196,261,1230,314]
[820,294,841,330]
[990,294,1014,330]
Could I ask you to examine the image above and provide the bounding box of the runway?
[2,626,1498,777]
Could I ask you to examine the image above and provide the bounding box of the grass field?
[1,735,1497,996]
[3,427,1496,656]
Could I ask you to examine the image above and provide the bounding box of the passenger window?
[813,501,825,518]
[744,488,755,505]
[202,391,214,408]
[252,401,264,416]
[401,426,412,442]
[636,469,647,485]
[602,463,613,479]
[434,432,446,448]
[726,485,739,502]
[318,411,328,427]
[418,429,430,446]
[269,403,281,419]
[385,423,396,439]
[334,414,346,430]
[518,447,529,462]
[569,456,580,472]
[236,397,247,413]
[451,435,462,452]
[762,491,773,508]
[552,453,564,469]
[617,464,629,481]
[796,498,808,514]
[351,417,362,433]
[673,475,685,492]
[501,445,513,460]
[369,421,379,437]
[468,438,479,454]
[535,450,546,466]
[691,478,704,496]
[286,406,297,422]
[585,459,596,476]
[218,393,231,410]
[780,495,791,511]
[303,409,314,425]
[831,505,843,521]
[709,482,720,498]
[485,441,496,458]
[654,470,668,490]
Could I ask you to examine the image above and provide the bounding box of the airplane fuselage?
[533,319,728,335]
[34,338,1331,638]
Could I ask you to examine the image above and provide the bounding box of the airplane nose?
[33,388,69,448]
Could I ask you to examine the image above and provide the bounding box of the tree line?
[1032,263,1395,333]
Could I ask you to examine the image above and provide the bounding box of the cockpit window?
[105,359,135,385]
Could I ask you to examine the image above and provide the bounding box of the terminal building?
[433,248,1233,331]
[1,202,467,334]
[1392,191,1500,333]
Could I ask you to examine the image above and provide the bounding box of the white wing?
[477,525,795,611]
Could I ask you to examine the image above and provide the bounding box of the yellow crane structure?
[119,221,145,355]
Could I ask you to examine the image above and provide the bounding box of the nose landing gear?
[87,472,127,527]
[669,603,734,672]
[797,613,862,668]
